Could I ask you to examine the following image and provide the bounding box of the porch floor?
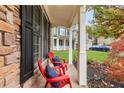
[63,64,87,88]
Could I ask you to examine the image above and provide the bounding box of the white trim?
[64,39,66,50]
[56,38,59,50]
[68,28,73,64]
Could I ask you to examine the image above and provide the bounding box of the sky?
[86,10,94,25]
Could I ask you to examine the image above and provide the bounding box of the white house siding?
[51,26,78,51]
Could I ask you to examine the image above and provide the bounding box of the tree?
[89,5,124,39]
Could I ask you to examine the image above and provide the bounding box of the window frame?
[21,5,51,84]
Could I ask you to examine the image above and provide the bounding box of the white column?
[64,39,66,50]
[68,28,73,64]
[50,28,54,51]
[53,39,55,50]
[78,6,87,85]
[56,38,59,51]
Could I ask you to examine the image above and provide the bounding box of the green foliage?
[88,5,124,39]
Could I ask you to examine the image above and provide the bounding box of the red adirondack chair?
[37,58,72,88]
[47,52,68,74]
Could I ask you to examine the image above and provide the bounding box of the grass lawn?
[87,50,108,63]
[53,50,108,63]
[53,50,77,62]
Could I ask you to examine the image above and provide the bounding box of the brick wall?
[0,5,46,88]
[0,5,21,88]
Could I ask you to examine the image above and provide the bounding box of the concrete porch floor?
[64,64,87,88]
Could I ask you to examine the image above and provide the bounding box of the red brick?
[14,6,20,14]
[5,52,20,65]
[0,32,2,45]
[0,11,6,21]
[11,45,18,52]
[0,6,7,13]
[14,24,20,31]
[4,33,16,45]
[14,5,20,9]
[5,5,15,12]
[0,46,12,55]
[13,16,20,25]
[5,80,19,88]
[0,20,14,33]
[5,71,19,85]
[13,6,20,18]
[0,56,4,67]
[0,63,19,78]
[6,11,14,24]
[0,78,4,87]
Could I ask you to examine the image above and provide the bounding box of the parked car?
[89,45,111,52]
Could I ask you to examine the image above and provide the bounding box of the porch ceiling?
[44,5,80,27]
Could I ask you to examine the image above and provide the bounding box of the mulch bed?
[73,62,124,88]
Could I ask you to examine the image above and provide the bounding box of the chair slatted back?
[37,58,47,79]
[47,52,54,61]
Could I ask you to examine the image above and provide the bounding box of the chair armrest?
[47,75,69,82]
[53,62,67,68]
[52,66,63,75]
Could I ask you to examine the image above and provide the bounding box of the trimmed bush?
[105,36,124,82]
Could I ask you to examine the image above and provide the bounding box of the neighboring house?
[86,35,114,50]
[97,36,114,46]
[50,26,78,51]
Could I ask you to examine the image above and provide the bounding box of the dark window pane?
[54,39,56,46]
[33,35,39,68]
[42,14,48,59]
[33,7,40,33]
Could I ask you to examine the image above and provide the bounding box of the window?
[59,40,62,46]
[33,6,41,68]
[66,30,69,36]
[21,5,50,84]
[72,31,74,38]
[59,39,64,46]
[54,39,57,46]
[59,27,65,36]
[66,40,69,46]
[66,40,68,46]
[67,31,69,36]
